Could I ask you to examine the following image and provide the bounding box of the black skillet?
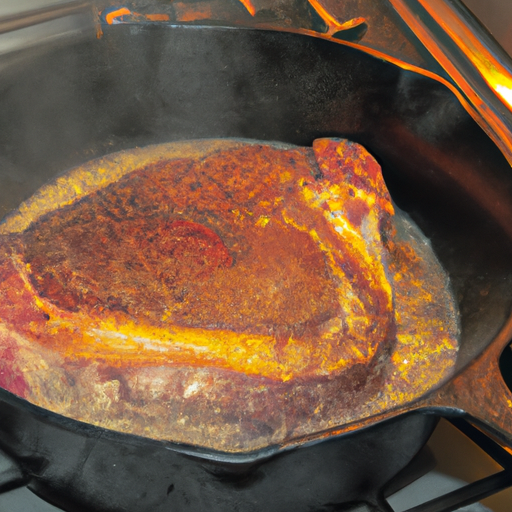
[0,20,512,512]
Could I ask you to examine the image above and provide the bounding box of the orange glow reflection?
[238,0,256,16]
[418,0,512,112]
[105,7,132,25]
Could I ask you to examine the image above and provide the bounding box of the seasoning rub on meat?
[0,138,458,452]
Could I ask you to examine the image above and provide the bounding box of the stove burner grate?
[0,418,510,512]
[385,419,512,512]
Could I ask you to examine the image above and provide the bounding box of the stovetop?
[0,1,512,511]
[0,418,509,512]
[388,419,512,512]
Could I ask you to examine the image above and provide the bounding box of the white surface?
[388,471,493,512]
[0,487,61,511]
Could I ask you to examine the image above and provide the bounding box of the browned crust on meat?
[0,139,459,451]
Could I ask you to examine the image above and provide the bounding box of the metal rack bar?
[398,418,512,512]
[402,470,512,512]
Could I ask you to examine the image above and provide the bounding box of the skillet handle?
[425,320,512,450]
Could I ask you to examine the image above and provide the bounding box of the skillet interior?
[0,23,511,512]
[0,24,511,396]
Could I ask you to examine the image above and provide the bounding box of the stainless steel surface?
[0,0,94,55]
[462,0,512,55]
[0,0,91,35]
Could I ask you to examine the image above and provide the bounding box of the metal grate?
[0,418,510,512]
[386,419,512,512]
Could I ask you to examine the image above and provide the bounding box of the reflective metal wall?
[463,0,512,55]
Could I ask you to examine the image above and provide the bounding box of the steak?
[0,138,458,451]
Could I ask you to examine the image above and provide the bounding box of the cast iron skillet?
[0,24,512,512]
